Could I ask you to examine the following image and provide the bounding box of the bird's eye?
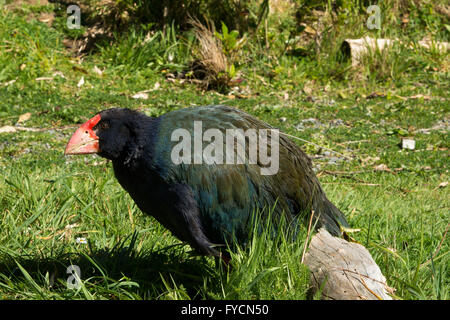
[99,122,109,130]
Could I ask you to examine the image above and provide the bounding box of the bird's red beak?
[64,114,101,155]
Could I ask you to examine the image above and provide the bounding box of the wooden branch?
[341,37,449,66]
[304,228,395,300]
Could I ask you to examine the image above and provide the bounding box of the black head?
[65,108,150,163]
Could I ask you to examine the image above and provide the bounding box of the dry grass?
[189,18,232,90]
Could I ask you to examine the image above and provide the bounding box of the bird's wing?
[151,105,346,242]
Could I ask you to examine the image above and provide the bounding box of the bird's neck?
[115,116,160,167]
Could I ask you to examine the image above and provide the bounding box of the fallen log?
[304,228,395,300]
[341,36,449,66]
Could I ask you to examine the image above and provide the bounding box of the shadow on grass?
[0,233,221,299]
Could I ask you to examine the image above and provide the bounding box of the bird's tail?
[313,198,349,236]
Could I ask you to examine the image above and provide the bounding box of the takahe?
[65,105,349,258]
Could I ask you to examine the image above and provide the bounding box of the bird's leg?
[219,252,232,271]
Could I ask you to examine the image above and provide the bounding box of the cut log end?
[304,228,395,300]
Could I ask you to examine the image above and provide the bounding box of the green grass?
[0,2,448,300]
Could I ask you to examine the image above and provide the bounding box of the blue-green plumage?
[87,105,349,258]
